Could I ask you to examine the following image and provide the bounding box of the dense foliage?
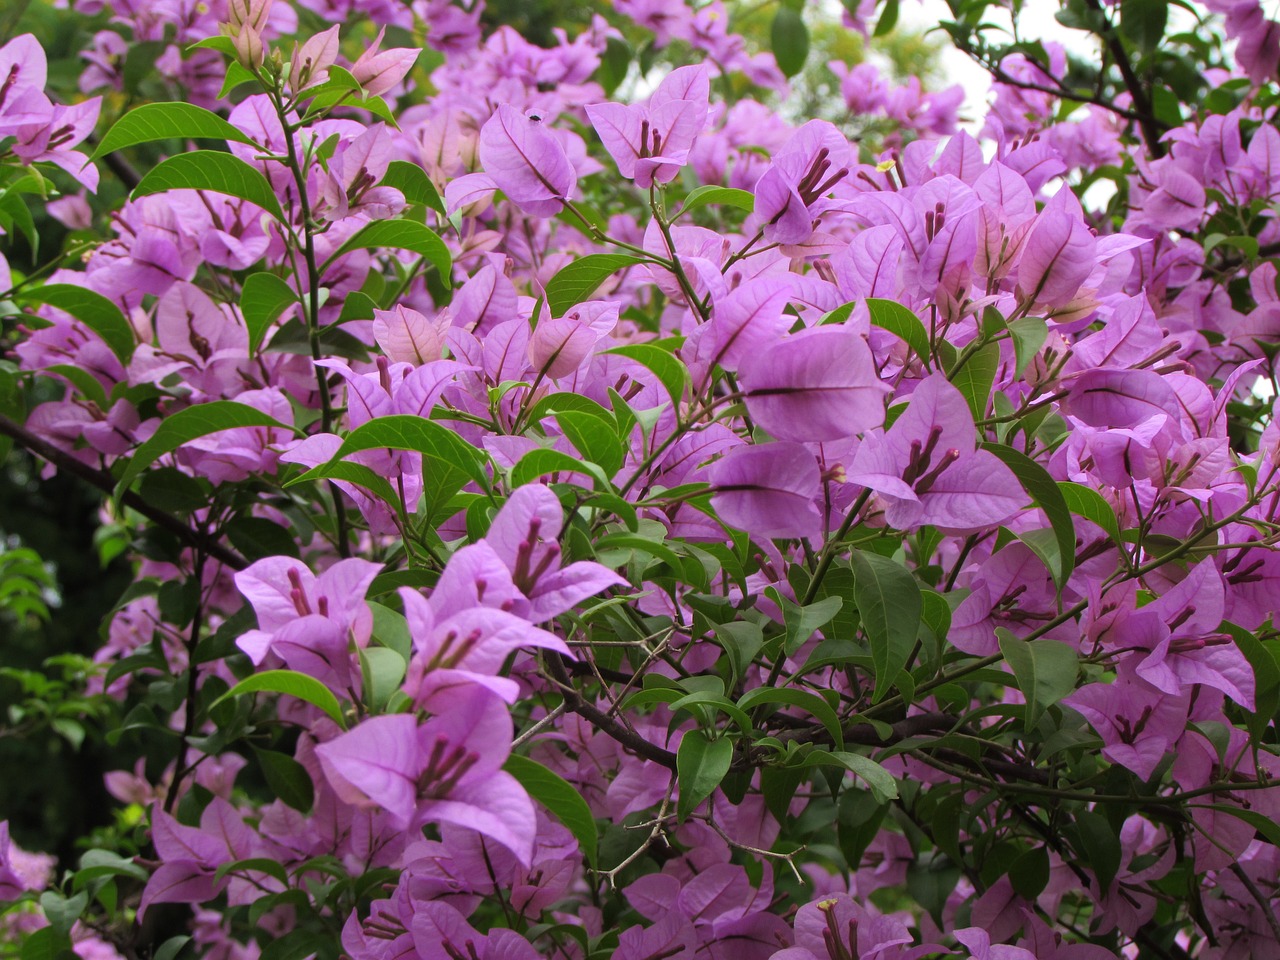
[2,1,1280,959]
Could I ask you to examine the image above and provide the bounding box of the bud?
[226,0,273,33]
[351,27,420,98]
[289,25,340,95]
[233,24,265,70]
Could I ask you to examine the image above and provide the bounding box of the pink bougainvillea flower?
[847,374,1025,534]
[586,64,710,188]
[315,685,537,863]
[710,442,823,540]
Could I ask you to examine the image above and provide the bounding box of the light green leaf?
[867,298,931,367]
[132,151,285,222]
[546,254,647,315]
[678,186,755,218]
[92,103,255,160]
[949,341,1001,419]
[360,646,407,713]
[1008,316,1048,377]
[331,220,451,284]
[215,670,346,729]
[851,550,921,703]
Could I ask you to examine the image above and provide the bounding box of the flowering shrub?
[2,0,1280,959]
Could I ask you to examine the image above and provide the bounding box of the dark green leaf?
[115,401,296,497]
[738,687,842,749]
[505,754,599,867]
[1058,480,1124,547]
[1120,0,1168,54]
[771,6,810,78]
[676,730,733,821]
[253,748,315,813]
[227,516,300,561]
[289,415,489,490]
[379,160,445,216]
[20,285,135,365]
[240,273,298,357]
[867,298,932,367]
[997,629,1078,727]
[851,550,921,702]
[604,343,689,411]
[1067,811,1121,891]
[982,443,1076,590]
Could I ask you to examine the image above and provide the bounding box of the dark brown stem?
[0,413,248,570]
[545,654,677,769]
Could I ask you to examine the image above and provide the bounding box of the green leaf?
[771,6,809,78]
[132,151,285,222]
[546,254,647,315]
[20,285,136,365]
[1067,811,1121,892]
[226,516,299,561]
[982,443,1075,590]
[215,670,346,729]
[240,273,298,357]
[21,926,73,960]
[738,687,842,749]
[875,0,900,34]
[504,754,599,867]
[510,448,612,490]
[766,588,844,655]
[115,401,296,497]
[331,220,451,285]
[91,103,256,160]
[379,160,445,216]
[1120,0,1168,54]
[604,343,688,411]
[851,550,921,703]
[39,891,87,937]
[1009,845,1051,899]
[678,185,755,217]
[359,646,407,713]
[1058,480,1124,548]
[867,298,932,367]
[906,852,960,926]
[805,751,899,803]
[676,730,733,821]
[289,415,489,490]
[45,364,108,410]
[555,410,625,475]
[1008,316,1048,377]
[950,341,1001,419]
[997,629,1078,728]
[712,621,764,687]
[253,747,315,813]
